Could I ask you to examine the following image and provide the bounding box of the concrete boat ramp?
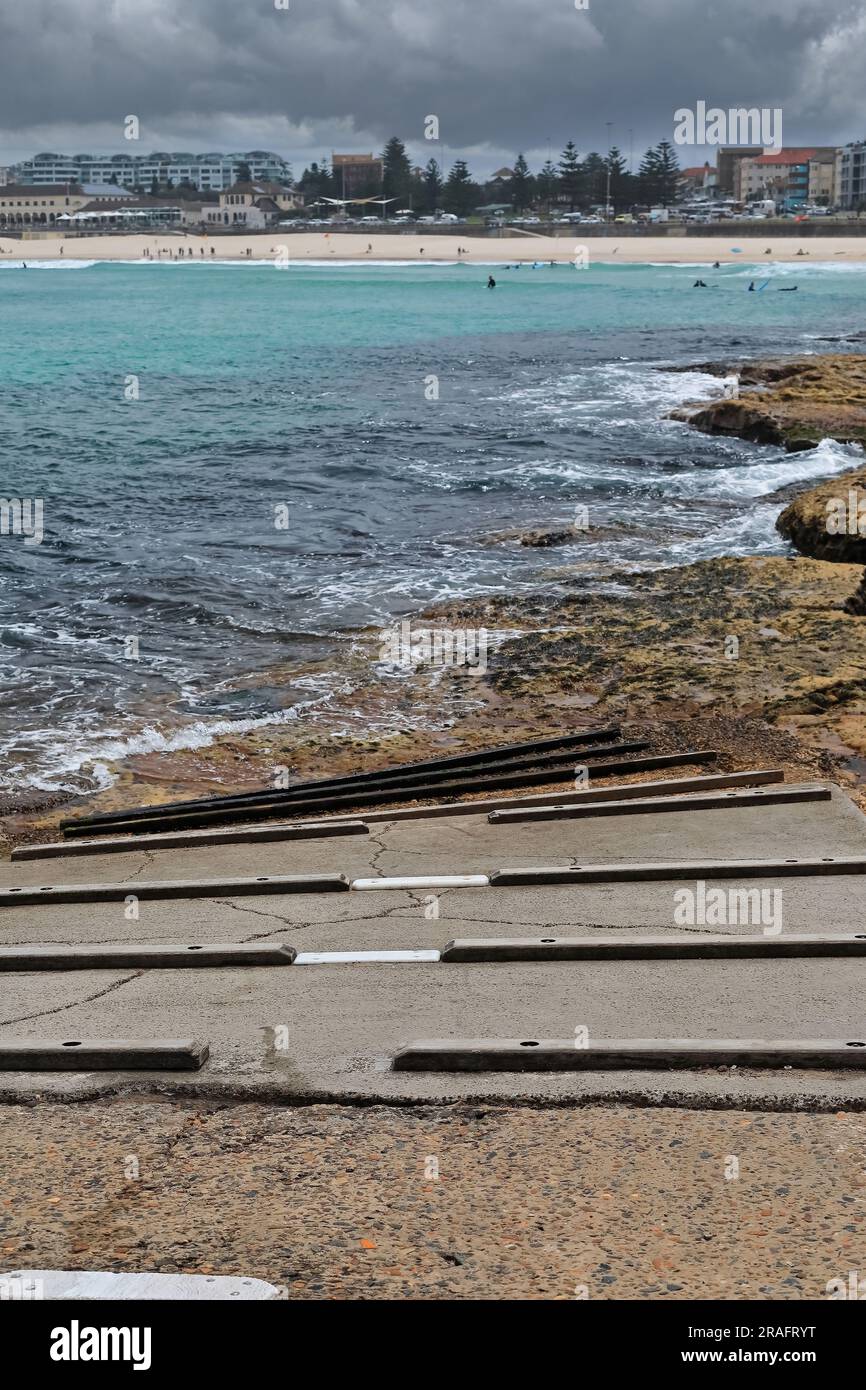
[2,773,866,1110]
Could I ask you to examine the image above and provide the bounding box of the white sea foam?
[0,259,96,270]
[503,361,721,421]
[664,438,864,501]
[55,257,462,269]
[4,707,309,795]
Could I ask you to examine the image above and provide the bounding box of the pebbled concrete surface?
[0,1097,864,1300]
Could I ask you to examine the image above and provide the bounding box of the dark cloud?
[1,0,864,171]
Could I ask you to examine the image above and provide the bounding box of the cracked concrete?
[5,782,861,891]
[1,785,866,1110]
[0,970,142,1028]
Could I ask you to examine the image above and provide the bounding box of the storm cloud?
[1,0,864,172]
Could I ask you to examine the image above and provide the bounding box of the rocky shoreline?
[669,354,866,452]
[3,352,866,849]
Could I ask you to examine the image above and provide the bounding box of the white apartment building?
[12,151,293,192]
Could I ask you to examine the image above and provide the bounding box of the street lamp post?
[605,122,613,222]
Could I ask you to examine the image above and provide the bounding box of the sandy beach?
[3,230,866,265]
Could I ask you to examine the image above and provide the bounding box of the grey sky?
[1,0,864,175]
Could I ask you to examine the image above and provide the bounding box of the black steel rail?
[62,750,718,838]
[60,726,622,834]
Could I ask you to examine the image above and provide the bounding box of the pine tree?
[442,160,480,216]
[606,146,628,212]
[581,152,607,206]
[382,136,413,204]
[654,140,681,205]
[639,142,681,206]
[509,154,534,212]
[536,159,559,213]
[559,141,582,211]
[298,161,336,204]
[638,146,662,205]
[423,158,443,214]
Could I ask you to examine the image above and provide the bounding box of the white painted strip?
[350,874,490,891]
[294,949,441,965]
[0,1269,282,1300]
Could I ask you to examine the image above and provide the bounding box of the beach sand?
[3,230,866,265]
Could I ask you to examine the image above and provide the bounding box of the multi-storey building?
[736,148,837,207]
[11,151,293,192]
[716,147,763,196]
[332,153,384,198]
[836,142,866,210]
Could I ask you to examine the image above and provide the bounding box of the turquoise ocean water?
[0,256,864,791]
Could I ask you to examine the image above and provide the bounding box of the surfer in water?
[748,280,755,291]
[487,275,496,288]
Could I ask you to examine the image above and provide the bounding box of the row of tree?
[296,138,683,216]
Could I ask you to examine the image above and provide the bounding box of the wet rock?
[777,467,866,563]
[844,569,866,616]
[670,354,866,452]
[487,524,637,548]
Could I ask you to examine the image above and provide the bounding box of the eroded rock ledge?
[777,466,866,564]
[670,354,866,452]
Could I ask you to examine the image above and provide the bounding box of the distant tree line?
[296,138,682,215]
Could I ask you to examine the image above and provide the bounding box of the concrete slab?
[1,873,866,953]
[347,767,786,821]
[0,1039,208,1070]
[491,856,866,886]
[13,820,369,861]
[1,954,866,1106]
[0,943,297,970]
[0,873,350,907]
[33,768,785,856]
[488,785,830,822]
[2,782,862,891]
[2,789,865,1109]
[392,1038,866,1071]
[440,933,866,961]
